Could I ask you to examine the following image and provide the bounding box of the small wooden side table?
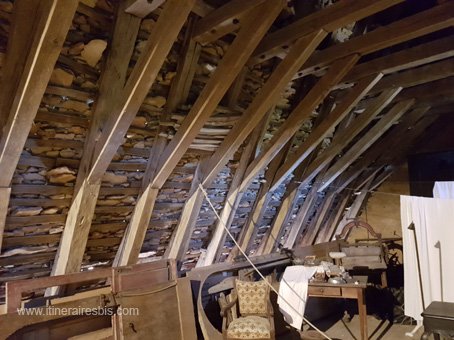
[421,301,454,340]
[308,282,368,340]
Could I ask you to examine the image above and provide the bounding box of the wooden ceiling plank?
[151,0,286,190]
[50,1,143,277]
[0,0,78,187]
[272,87,402,191]
[200,31,327,188]
[344,35,454,83]
[299,2,454,77]
[250,0,403,64]
[192,0,268,45]
[272,73,382,192]
[238,55,359,193]
[318,99,415,192]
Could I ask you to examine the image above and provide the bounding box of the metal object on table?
[420,301,454,340]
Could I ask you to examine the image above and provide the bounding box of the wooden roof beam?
[51,0,191,276]
[344,35,454,83]
[150,0,287,190]
[270,73,382,195]
[192,0,268,45]
[238,55,359,193]
[271,87,402,191]
[199,31,326,189]
[318,99,415,192]
[298,2,454,78]
[86,0,195,183]
[0,0,78,253]
[226,139,293,262]
[197,126,264,267]
[114,17,201,267]
[0,0,78,183]
[331,178,373,239]
[368,58,454,96]
[156,0,286,263]
[250,0,404,64]
[335,105,431,192]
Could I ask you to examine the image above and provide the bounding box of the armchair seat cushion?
[227,315,271,339]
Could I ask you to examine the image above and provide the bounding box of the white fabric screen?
[433,181,454,199]
[400,195,454,321]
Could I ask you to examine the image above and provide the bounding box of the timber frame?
[0,0,452,299]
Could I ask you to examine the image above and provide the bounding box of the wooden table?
[308,282,368,340]
[421,301,454,340]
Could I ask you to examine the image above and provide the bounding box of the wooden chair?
[219,278,275,340]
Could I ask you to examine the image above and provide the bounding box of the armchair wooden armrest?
[219,292,238,317]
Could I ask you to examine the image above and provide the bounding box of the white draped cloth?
[277,265,318,329]
[400,195,454,321]
[433,181,454,199]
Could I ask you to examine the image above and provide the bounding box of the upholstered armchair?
[219,279,275,340]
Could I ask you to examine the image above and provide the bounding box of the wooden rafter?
[368,58,454,96]
[51,0,193,276]
[250,0,404,64]
[238,55,359,193]
[192,0,267,45]
[151,0,286,191]
[318,99,415,192]
[343,35,454,84]
[114,17,201,267]
[153,0,286,263]
[226,140,293,261]
[0,0,78,253]
[271,73,382,194]
[197,125,264,267]
[297,2,454,78]
[272,87,402,191]
[336,105,431,191]
[331,178,373,239]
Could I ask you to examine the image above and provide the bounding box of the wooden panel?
[6,268,111,313]
[342,287,360,299]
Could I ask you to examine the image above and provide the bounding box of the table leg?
[357,288,367,340]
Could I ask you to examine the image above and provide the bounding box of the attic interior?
[0,0,454,339]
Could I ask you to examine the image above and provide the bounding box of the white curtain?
[433,181,454,199]
[400,195,454,321]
